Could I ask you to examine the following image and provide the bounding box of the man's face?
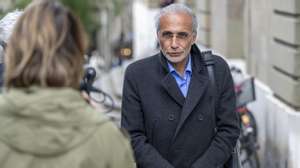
[158,12,196,65]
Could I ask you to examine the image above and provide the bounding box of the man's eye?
[162,32,173,38]
[177,32,189,39]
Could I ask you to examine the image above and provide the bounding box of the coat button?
[209,95,214,101]
[198,114,204,121]
[175,147,182,151]
[168,114,175,121]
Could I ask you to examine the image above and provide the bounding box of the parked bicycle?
[230,66,260,168]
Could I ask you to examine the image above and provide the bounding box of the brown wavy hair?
[4,0,88,89]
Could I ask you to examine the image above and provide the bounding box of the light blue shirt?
[167,56,192,97]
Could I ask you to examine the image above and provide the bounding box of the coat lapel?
[173,44,209,139]
[161,74,185,106]
[159,53,185,106]
[173,71,209,139]
[158,45,210,140]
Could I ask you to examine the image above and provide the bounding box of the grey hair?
[155,3,198,34]
[0,10,22,63]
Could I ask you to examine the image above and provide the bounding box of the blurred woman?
[0,0,135,167]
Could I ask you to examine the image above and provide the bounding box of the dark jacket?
[121,44,240,168]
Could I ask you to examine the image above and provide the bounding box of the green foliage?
[6,0,125,50]
[111,0,123,16]
[13,0,123,34]
[63,0,98,33]
[0,12,5,18]
[13,0,98,34]
[14,0,31,9]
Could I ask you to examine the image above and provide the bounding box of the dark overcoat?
[121,44,240,168]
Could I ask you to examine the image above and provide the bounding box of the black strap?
[202,50,215,88]
[202,50,241,168]
[202,50,217,131]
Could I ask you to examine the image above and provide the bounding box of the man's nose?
[171,36,179,49]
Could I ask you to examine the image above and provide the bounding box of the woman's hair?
[4,0,88,89]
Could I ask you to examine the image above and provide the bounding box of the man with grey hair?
[0,10,23,87]
[122,3,239,168]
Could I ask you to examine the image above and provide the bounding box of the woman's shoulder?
[93,120,130,147]
[83,119,136,167]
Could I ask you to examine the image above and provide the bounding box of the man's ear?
[156,31,160,38]
[156,32,161,44]
[192,33,197,43]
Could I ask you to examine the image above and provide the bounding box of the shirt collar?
[186,55,192,73]
[167,54,192,74]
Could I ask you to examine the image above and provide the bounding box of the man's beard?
[161,50,188,64]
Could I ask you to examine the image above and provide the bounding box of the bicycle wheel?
[240,149,260,168]
[246,110,258,141]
